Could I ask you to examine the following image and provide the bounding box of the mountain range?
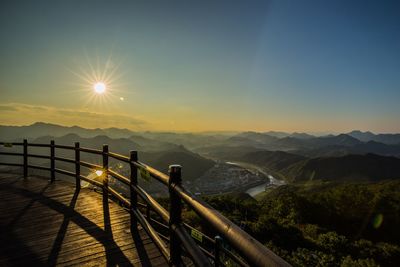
[1,122,400,184]
[347,130,400,144]
[0,122,134,140]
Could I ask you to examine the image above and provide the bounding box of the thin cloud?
[0,105,18,111]
[0,103,148,130]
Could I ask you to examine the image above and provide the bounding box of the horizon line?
[1,121,399,136]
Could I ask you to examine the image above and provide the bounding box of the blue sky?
[0,0,399,132]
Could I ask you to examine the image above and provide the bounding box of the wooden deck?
[0,173,167,266]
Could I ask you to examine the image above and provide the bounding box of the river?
[225,161,286,197]
[245,175,286,197]
[245,181,269,197]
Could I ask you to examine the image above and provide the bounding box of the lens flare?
[95,170,104,177]
[372,213,383,229]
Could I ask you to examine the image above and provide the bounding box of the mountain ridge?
[283,153,400,182]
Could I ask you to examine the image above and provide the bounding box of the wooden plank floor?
[0,173,168,266]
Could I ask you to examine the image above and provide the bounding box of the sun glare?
[68,52,128,110]
[94,82,106,94]
[95,170,104,177]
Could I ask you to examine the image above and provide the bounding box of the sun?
[94,82,106,94]
[67,52,127,109]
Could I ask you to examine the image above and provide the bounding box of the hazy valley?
[1,122,400,266]
[2,122,400,192]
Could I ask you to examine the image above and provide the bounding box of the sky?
[0,0,399,133]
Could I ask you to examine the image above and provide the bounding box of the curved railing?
[0,140,290,267]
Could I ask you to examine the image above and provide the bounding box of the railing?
[0,140,290,267]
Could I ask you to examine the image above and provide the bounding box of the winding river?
[245,175,286,197]
[225,161,286,197]
[245,181,270,197]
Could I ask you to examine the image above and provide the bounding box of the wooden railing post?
[75,142,80,190]
[102,144,109,198]
[214,235,223,267]
[23,139,28,178]
[169,164,182,266]
[50,140,55,182]
[130,150,138,229]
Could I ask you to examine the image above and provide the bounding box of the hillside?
[272,134,362,151]
[33,133,188,154]
[234,132,279,144]
[194,145,264,159]
[296,141,400,158]
[198,181,400,266]
[284,154,400,182]
[348,130,400,145]
[129,134,181,152]
[27,134,214,181]
[195,146,307,180]
[34,134,142,154]
[237,151,307,173]
[138,132,229,149]
[141,148,215,181]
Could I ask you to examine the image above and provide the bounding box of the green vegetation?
[283,154,400,182]
[195,181,400,266]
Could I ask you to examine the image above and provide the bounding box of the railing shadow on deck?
[47,188,80,266]
[0,181,134,266]
[0,177,46,265]
[7,182,51,228]
[0,224,44,266]
[0,140,291,267]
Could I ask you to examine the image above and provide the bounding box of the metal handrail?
[0,139,290,267]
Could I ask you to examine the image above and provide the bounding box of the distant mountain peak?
[289,132,315,139]
[349,130,375,135]
[31,122,58,127]
[62,133,81,138]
